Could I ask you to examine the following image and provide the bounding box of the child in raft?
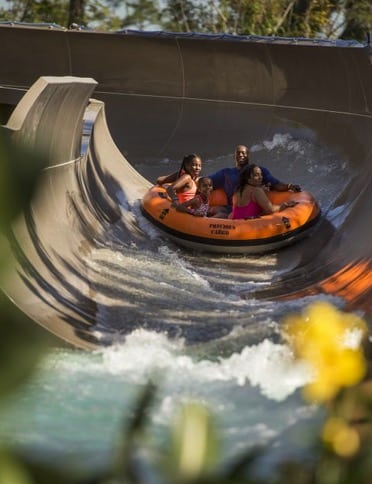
[157,153,202,204]
[230,164,297,219]
[173,177,213,217]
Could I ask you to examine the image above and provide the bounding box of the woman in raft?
[157,153,202,204]
[230,164,297,219]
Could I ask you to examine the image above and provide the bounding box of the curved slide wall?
[0,25,371,348]
[1,76,150,349]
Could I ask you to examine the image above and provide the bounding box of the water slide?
[0,24,371,350]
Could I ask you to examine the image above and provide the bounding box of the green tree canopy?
[0,0,370,41]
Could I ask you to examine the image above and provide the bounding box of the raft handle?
[282,216,291,229]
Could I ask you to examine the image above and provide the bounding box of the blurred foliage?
[0,0,370,41]
[0,291,50,399]
[0,129,51,399]
[0,128,64,478]
[0,130,46,229]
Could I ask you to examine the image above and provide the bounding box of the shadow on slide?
[0,24,371,349]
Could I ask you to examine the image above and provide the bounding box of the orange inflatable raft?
[141,186,321,254]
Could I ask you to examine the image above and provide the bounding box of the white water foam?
[91,330,312,402]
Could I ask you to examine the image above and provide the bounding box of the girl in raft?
[157,153,202,203]
[174,177,213,217]
[231,164,297,219]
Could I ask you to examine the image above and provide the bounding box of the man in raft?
[208,144,301,218]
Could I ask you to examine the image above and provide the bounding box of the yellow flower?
[322,417,360,457]
[283,302,367,403]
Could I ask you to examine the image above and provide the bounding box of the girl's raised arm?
[166,174,191,202]
[157,171,178,186]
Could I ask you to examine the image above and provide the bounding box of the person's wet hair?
[178,153,199,177]
[236,164,258,194]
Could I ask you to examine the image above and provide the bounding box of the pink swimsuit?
[231,194,262,219]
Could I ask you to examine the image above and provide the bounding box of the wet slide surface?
[0,24,371,349]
